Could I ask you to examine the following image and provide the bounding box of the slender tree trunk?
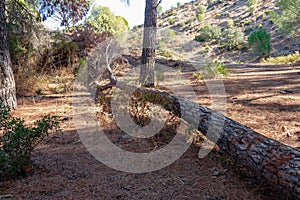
[0,0,17,109]
[140,0,158,87]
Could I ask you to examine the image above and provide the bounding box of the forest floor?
[0,64,299,199]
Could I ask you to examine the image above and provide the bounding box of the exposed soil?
[192,64,300,149]
[0,64,299,199]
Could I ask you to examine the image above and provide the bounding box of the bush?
[185,18,194,25]
[197,14,205,22]
[157,49,173,58]
[177,2,181,7]
[247,0,258,15]
[220,27,246,51]
[168,10,174,16]
[269,0,300,34]
[246,0,258,7]
[0,101,59,178]
[197,5,207,14]
[262,51,300,64]
[167,18,175,25]
[207,0,215,4]
[248,30,271,57]
[201,61,228,79]
[226,19,234,28]
[194,24,221,42]
[249,5,257,15]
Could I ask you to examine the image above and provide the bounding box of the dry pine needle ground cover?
[0,63,299,199]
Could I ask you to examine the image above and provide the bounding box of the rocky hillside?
[151,0,300,64]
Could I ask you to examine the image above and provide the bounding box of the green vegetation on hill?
[248,30,271,58]
[194,24,221,42]
[270,0,300,34]
[262,51,300,64]
[84,6,129,35]
[157,0,299,62]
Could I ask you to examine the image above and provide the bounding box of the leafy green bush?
[247,0,258,15]
[248,30,271,57]
[226,19,234,28]
[246,0,258,7]
[194,25,221,42]
[219,27,246,51]
[177,2,181,7]
[207,0,215,4]
[0,101,59,178]
[262,51,300,64]
[197,5,207,14]
[197,14,204,22]
[157,49,173,58]
[201,61,228,79]
[249,5,257,15]
[159,29,177,44]
[84,6,129,35]
[186,18,194,24]
[168,10,174,16]
[270,0,300,34]
[193,72,202,80]
[167,18,175,25]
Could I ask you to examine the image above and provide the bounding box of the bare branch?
[155,0,163,8]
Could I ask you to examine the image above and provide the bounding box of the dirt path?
[0,64,299,199]
[192,64,300,148]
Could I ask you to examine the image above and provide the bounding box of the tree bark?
[0,0,17,109]
[110,82,300,198]
[140,0,158,87]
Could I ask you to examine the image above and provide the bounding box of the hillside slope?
[154,0,299,63]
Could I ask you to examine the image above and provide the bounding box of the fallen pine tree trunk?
[104,81,300,198]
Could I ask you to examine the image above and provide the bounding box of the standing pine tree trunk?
[0,0,17,109]
[140,0,158,87]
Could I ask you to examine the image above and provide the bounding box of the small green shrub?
[193,72,202,80]
[262,51,300,64]
[225,12,231,18]
[187,18,194,24]
[35,88,42,95]
[248,30,271,57]
[247,0,258,15]
[157,49,173,58]
[264,10,273,15]
[249,5,257,15]
[197,14,205,22]
[0,101,59,178]
[168,10,174,16]
[201,61,228,79]
[159,41,167,49]
[197,5,207,14]
[167,18,175,25]
[160,29,177,43]
[226,19,234,28]
[207,0,215,4]
[194,24,221,42]
[246,0,258,7]
[220,27,246,51]
[177,2,181,7]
